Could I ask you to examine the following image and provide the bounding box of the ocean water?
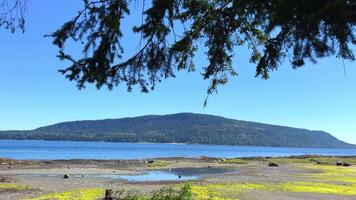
[0,139,356,160]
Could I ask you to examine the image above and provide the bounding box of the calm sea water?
[1,139,356,160]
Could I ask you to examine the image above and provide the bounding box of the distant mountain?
[0,113,354,148]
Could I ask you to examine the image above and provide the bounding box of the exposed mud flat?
[1,156,356,199]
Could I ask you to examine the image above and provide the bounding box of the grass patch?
[28,188,105,200]
[220,159,249,165]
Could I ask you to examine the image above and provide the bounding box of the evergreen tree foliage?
[1,1,355,98]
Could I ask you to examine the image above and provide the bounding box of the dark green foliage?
[0,113,354,148]
[0,0,26,32]
[1,1,355,99]
[47,0,355,98]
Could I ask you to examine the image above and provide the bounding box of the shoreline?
[2,154,356,162]
[1,155,356,199]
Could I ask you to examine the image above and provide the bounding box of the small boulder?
[342,162,351,167]
[147,160,155,164]
[336,162,343,166]
[63,174,70,179]
[268,162,279,167]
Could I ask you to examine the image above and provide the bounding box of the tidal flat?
[1,156,356,200]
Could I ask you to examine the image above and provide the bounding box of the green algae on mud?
[265,156,356,165]
[192,181,356,199]
[192,164,356,200]
[147,160,171,168]
[219,158,249,165]
[28,188,105,200]
[302,164,356,183]
[0,182,32,191]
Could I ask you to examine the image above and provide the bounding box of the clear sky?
[1,1,355,144]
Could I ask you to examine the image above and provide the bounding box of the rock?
[0,176,7,182]
[342,162,351,167]
[147,160,155,164]
[336,162,343,166]
[268,162,279,167]
[208,166,212,168]
[63,174,70,179]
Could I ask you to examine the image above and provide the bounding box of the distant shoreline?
[2,154,356,162]
[0,138,355,149]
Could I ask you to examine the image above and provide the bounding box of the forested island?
[0,113,354,149]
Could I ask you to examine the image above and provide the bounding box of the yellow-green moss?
[29,188,105,200]
[220,159,249,165]
[0,183,32,190]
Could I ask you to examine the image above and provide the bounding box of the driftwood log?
[104,189,115,200]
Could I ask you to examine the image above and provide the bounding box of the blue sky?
[1,1,356,144]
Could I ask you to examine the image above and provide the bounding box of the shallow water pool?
[17,167,235,182]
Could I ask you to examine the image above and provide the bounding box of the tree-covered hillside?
[0,113,354,148]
